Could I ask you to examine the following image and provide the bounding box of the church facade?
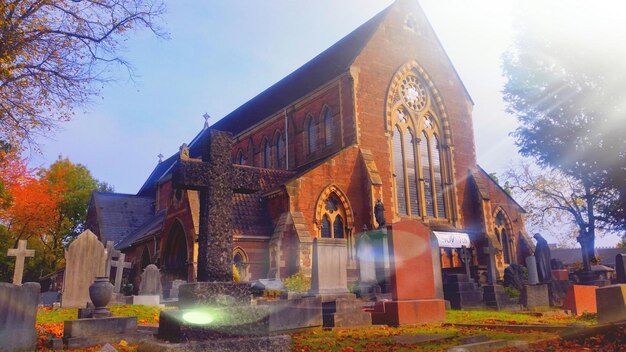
[86,0,533,290]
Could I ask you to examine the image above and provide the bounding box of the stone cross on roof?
[7,240,35,285]
[111,253,132,293]
[483,238,500,285]
[173,129,260,282]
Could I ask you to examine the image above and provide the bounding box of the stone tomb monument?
[356,232,381,298]
[0,282,41,352]
[519,256,549,309]
[308,237,371,327]
[370,220,446,326]
[595,284,626,324]
[443,245,484,310]
[7,239,35,285]
[62,230,107,308]
[154,129,290,350]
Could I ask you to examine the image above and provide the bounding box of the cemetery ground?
[33,304,626,352]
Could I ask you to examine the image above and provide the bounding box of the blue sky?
[30,1,624,246]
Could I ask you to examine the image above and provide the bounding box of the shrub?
[504,286,520,299]
[283,271,311,292]
[233,264,240,283]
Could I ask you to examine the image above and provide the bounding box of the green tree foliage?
[502,3,626,269]
[0,0,166,148]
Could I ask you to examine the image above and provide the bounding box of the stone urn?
[89,276,113,318]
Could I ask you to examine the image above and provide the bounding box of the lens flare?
[182,311,214,325]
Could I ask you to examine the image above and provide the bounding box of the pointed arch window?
[307,116,317,154]
[237,149,245,165]
[317,193,348,239]
[321,215,331,238]
[388,69,452,221]
[324,107,333,147]
[276,133,285,169]
[495,211,514,264]
[262,139,270,168]
[333,216,344,238]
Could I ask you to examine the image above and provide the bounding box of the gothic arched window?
[388,67,451,220]
[237,149,245,165]
[262,138,270,168]
[323,107,333,147]
[233,247,249,281]
[276,132,285,169]
[318,193,347,239]
[495,210,514,264]
[307,115,317,154]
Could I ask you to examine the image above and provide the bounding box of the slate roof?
[136,6,388,196]
[91,192,155,244]
[233,168,295,238]
[115,210,165,250]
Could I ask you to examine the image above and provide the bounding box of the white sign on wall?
[433,231,471,249]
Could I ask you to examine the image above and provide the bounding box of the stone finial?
[203,113,210,129]
[157,153,164,163]
[179,143,190,160]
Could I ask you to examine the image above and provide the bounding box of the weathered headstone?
[7,239,35,285]
[525,256,539,285]
[482,238,519,310]
[616,254,626,284]
[111,253,132,293]
[62,230,107,308]
[595,284,626,324]
[0,282,40,351]
[309,238,349,295]
[139,264,162,295]
[168,279,186,299]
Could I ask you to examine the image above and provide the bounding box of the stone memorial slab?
[7,239,35,285]
[562,284,598,315]
[309,238,349,295]
[357,234,378,296]
[371,220,445,326]
[0,282,40,352]
[139,264,162,296]
[520,284,549,308]
[257,296,323,331]
[616,254,626,284]
[443,274,484,310]
[62,230,107,308]
[595,284,626,324]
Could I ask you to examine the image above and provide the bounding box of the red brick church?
[86,0,533,289]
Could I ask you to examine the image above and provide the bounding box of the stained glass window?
[276,133,284,169]
[324,108,333,147]
[263,140,270,168]
[432,136,446,218]
[333,216,344,238]
[321,215,331,238]
[308,116,317,154]
[421,132,434,217]
[404,130,420,216]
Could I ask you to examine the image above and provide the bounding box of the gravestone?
[168,279,186,299]
[595,284,626,324]
[444,246,484,310]
[0,282,41,352]
[139,264,162,295]
[111,253,132,293]
[459,245,472,278]
[616,254,626,284]
[357,233,378,297]
[482,238,499,285]
[62,230,107,308]
[371,220,446,325]
[526,256,539,285]
[7,239,35,285]
[308,238,371,327]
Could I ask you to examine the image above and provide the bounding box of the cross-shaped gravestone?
[105,240,120,279]
[459,245,472,278]
[173,129,260,282]
[482,238,500,285]
[7,240,35,285]
[111,253,132,293]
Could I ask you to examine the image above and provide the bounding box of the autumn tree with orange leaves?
[0,152,112,282]
[0,0,166,148]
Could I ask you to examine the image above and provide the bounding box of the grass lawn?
[36,306,602,351]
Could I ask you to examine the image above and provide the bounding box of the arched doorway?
[163,220,189,281]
